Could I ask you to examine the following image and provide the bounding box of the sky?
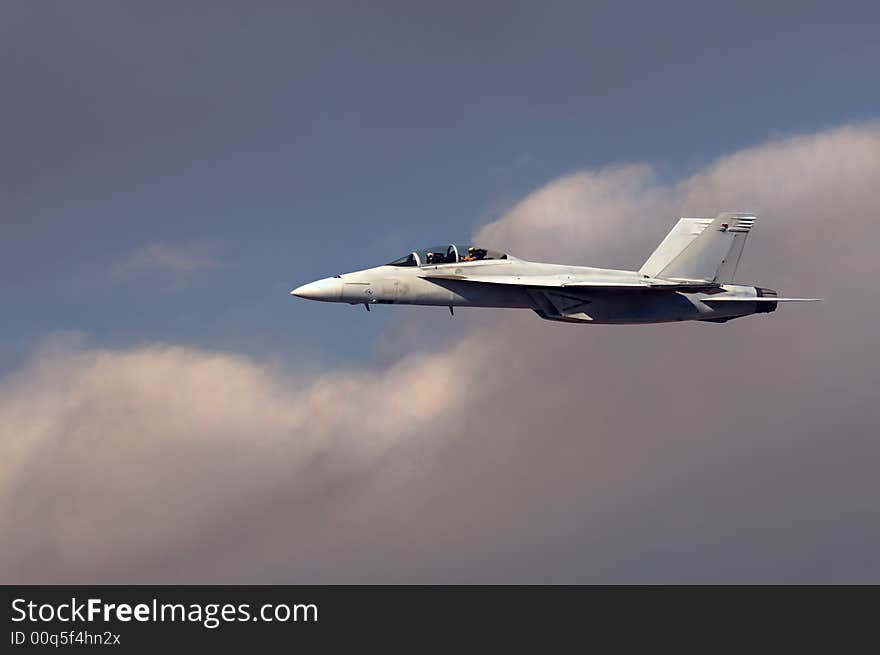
[2,1,879,583]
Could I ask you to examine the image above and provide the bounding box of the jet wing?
[420,272,716,291]
[701,296,822,302]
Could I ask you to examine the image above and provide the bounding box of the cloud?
[3,123,880,583]
[475,163,674,267]
[112,242,221,282]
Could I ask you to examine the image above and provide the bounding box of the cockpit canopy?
[387,244,507,267]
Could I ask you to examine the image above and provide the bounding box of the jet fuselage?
[291,214,818,325]
[291,257,776,324]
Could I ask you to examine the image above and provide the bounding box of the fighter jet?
[291,213,820,324]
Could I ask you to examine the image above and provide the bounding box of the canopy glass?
[387,244,507,267]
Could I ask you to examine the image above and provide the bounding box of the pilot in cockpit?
[462,246,487,261]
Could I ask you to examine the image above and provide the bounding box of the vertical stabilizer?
[650,212,756,283]
[639,218,712,278]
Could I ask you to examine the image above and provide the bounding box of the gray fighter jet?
[291,213,820,324]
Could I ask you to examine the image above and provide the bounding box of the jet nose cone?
[290,277,342,301]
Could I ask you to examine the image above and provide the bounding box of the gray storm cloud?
[2,123,879,583]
